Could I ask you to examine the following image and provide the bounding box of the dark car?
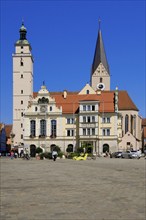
[112,151,123,158]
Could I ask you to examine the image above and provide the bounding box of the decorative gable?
[78,84,96,95]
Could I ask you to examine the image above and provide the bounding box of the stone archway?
[66,144,73,153]
[30,145,36,157]
[50,144,56,152]
[103,144,109,153]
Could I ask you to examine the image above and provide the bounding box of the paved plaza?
[0,157,146,220]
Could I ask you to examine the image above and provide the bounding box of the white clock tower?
[12,22,34,146]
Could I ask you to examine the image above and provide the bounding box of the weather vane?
[98,18,101,30]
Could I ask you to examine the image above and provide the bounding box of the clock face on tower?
[40,105,47,112]
[97,83,105,90]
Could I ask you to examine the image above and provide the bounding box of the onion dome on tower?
[15,21,31,49]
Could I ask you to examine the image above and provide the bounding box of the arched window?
[20,58,23,66]
[103,144,109,153]
[133,115,136,136]
[51,120,56,137]
[86,90,89,94]
[30,120,36,137]
[125,115,129,134]
[40,119,46,136]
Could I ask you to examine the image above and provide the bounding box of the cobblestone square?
[0,157,145,220]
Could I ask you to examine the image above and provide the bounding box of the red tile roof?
[33,90,138,114]
[142,118,146,126]
[118,91,138,111]
[143,127,146,138]
[0,124,12,137]
[5,125,12,137]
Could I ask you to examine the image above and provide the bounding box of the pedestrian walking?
[52,150,58,161]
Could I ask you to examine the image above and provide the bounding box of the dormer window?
[86,90,89,94]
[100,77,103,83]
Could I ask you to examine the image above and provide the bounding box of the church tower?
[12,22,34,146]
[90,21,110,91]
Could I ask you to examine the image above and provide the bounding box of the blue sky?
[0,0,145,124]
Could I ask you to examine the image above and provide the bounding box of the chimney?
[96,90,101,95]
[63,90,67,99]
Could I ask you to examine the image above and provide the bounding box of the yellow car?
[73,153,88,161]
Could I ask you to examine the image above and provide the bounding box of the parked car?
[121,150,141,159]
[111,151,123,158]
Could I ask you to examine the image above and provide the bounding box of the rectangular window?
[87,116,90,123]
[92,116,95,122]
[21,112,23,117]
[21,123,23,128]
[21,100,23,104]
[21,74,23,78]
[92,128,95,135]
[102,117,111,123]
[67,129,74,136]
[67,118,74,124]
[83,129,86,136]
[67,118,70,124]
[107,129,110,136]
[21,134,23,139]
[102,117,106,123]
[107,117,110,123]
[83,105,86,111]
[87,128,90,136]
[87,105,90,111]
[92,105,95,111]
[21,90,23,94]
[30,120,36,137]
[51,120,56,137]
[102,129,106,136]
[83,116,86,123]
[102,129,110,136]
[40,120,46,136]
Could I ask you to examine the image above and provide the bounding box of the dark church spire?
[91,20,110,75]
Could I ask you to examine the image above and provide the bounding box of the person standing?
[52,150,58,161]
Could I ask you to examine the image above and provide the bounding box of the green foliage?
[76,147,84,153]
[67,152,80,159]
[52,145,61,153]
[39,152,52,159]
[36,147,43,154]
[66,145,73,153]
[58,152,64,158]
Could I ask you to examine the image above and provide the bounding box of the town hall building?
[12,22,142,156]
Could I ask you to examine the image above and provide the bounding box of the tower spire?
[91,21,109,75]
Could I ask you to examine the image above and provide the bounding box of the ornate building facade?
[12,22,142,155]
